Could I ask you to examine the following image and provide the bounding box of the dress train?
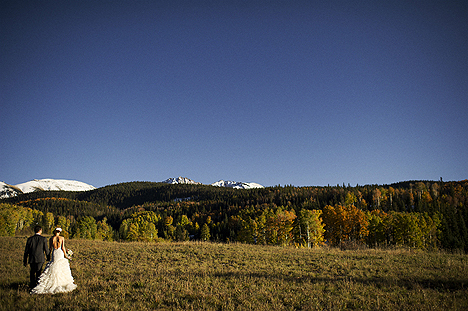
[31,247,77,294]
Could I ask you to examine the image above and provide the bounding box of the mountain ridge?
[211,180,264,189]
[163,177,202,185]
[1,177,264,199]
[162,176,264,189]
[0,179,97,199]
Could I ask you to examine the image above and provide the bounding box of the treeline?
[1,180,467,251]
[0,203,113,240]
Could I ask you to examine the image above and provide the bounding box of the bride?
[31,228,77,294]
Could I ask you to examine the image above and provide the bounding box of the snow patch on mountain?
[0,179,96,199]
[211,180,264,189]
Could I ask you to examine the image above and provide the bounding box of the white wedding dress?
[31,244,77,294]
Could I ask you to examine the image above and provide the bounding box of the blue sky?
[1,0,467,188]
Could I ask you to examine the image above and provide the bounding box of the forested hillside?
[1,180,467,252]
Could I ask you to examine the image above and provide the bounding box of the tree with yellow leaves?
[119,211,159,242]
[295,209,324,248]
[265,208,296,246]
[322,204,369,247]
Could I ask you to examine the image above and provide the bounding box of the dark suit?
[24,234,50,289]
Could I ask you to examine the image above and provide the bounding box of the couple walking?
[23,225,77,294]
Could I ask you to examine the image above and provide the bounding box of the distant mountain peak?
[0,179,96,199]
[0,181,21,199]
[162,177,202,185]
[211,180,264,189]
[161,177,264,189]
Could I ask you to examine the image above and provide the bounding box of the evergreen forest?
[1,180,467,252]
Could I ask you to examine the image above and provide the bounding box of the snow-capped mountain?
[0,179,96,199]
[0,182,21,199]
[211,180,264,189]
[1,177,264,199]
[163,177,202,185]
[162,177,264,189]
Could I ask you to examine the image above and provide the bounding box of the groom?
[24,225,50,289]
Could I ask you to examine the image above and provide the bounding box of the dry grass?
[1,236,467,310]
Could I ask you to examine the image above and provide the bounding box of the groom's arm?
[23,238,30,266]
[43,237,50,260]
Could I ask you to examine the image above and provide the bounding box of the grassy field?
[1,237,467,310]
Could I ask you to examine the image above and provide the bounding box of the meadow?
[1,237,467,311]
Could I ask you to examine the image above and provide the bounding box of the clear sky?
[1,0,467,188]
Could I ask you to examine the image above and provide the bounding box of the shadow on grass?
[0,281,29,291]
[4,271,466,295]
[202,271,468,292]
